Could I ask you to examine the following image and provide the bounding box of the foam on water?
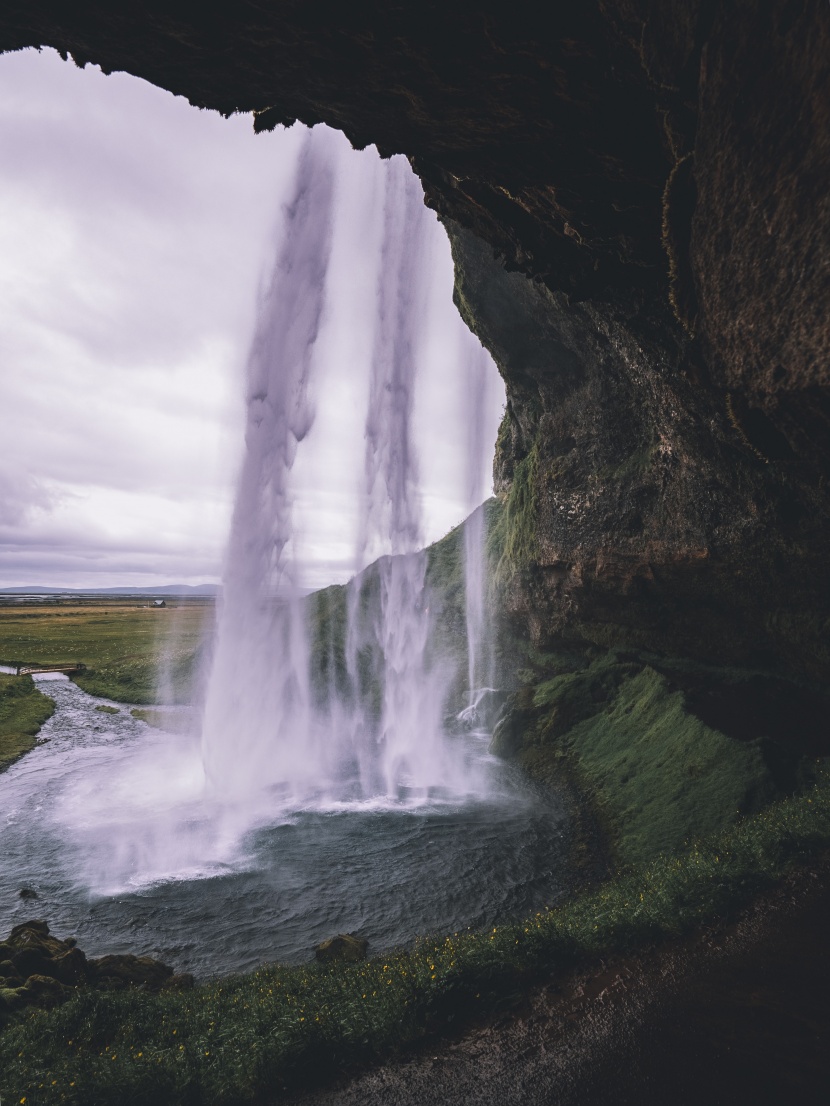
[1,679,569,973]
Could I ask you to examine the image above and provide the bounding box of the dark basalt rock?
[88,953,174,990]
[315,934,369,964]
[0,920,179,1016]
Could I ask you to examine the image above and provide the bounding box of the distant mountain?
[0,584,220,596]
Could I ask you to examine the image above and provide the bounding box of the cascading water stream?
[199,126,337,803]
[462,342,496,716]
[345,158,465,799]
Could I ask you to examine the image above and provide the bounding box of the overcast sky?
[0,47,504,591]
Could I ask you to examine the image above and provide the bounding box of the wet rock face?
[452,223,830,686]
[0,1,827,682]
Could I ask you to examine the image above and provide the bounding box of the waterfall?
[199,126,337,800]
[348,159,461,798]
[200,128,496,812]
[463,342,492,710]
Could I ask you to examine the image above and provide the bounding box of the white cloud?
[0,48,505,591]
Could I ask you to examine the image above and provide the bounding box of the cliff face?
[1,3,828,798]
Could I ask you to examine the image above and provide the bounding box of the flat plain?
[0,597,213,704]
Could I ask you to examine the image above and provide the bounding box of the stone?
[18,887,38,899]
[0,962,24,988]
[315,934,369,963]
[0,985,27,1012]
[50,947,89,987]
[22,974,67,1009]
[9,919,50,941]
[89,953,174,990]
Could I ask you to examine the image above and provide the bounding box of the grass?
[0,673,55,773]
[0,600,213,705]
[130,708,195,735]
[525,661,778,867]
[2,776,829,1105]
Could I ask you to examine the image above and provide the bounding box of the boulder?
[50,947,89,987]
[22,974,67,1009]
[10,945,52,979]
[0,920,181,1006]
[4,919,90,985]
[0,958,20,980]
[9,919,50,941]
[89,954,174,990]
[0,985,27,1013]
[315,934,369,963]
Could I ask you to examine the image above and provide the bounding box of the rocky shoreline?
[0,920,192,1022]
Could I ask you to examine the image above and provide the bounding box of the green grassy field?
[0,600,213,705]
[0,673,55,772]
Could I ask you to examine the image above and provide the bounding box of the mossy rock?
[0,984,27,1012]
[490,693,534,756]
[314,934,369,963]
[21,974,68,1009]
[89,953,174,990]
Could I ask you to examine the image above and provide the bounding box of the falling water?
[345,159,469,798]
[199,126,337,802]
[462,341,495,712]
[200,134,489,809]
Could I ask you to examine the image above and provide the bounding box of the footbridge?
[15,663,87,676]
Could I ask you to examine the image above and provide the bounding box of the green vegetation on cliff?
[523,662,775,866]
[493,649,824,870]
[0,673,55,772]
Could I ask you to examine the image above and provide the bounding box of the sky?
[0,47,504,591]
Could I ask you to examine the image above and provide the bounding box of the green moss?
[94,705,120,715]
[488,441,539,582]
[553,667,774,866]
[0,674,55,772]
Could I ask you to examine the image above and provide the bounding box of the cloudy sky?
[0,48,504,591]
